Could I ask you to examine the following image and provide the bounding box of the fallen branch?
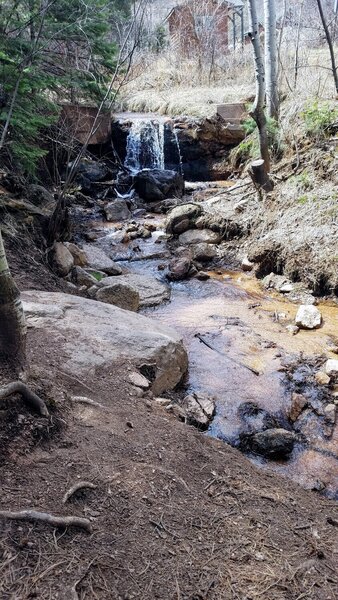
[63,481,97,504]
[0,382,49,417]
[195,333,260,376]
[0,510,92,532]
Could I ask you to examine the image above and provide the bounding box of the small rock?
[295,305,322,330]
[315,371,330,385]
[87,285,99,298]
[250,428,297,458]
[181,392,216,430]
[286,325,299,335]
[128,372,150,390]
[105,199,131,222]
[95,283,140,312]
[241,257,254,272]
[179,229,221,245]
[195,271,210,281]
[167,257,191,281]
[280,283,294,293]
[288,393,307,422]
[71,266,98,288]
[192,243,217,262]
[324,403,336,425]
[64,242,87,266]
[52,242,74,277]
[165,204,202,235]
[325,359,338,376]
[82,244,123,275]
[155,397,171,406]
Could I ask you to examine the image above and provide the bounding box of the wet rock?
[167,257,192,281]
[315,371,330,385]
[179,229,221,245]
[101,273,170,308]
[64,242,87,267]
[76,160,111,182]
[128,371,150,389]
[52,242,74,277]
[241,257,254,272]
[95,283,140,312]
[105,199,131,222]
[22,291,188,395]
[165,203,202,235]
[134,169,184,202]
[238,402,278,432]
[250,428,297,458]
[288,393,308,422]
[71,266,98,288]
[195,271,210,281]
[181,392,216,430]
[192,243,217,262]
[82,244,122,275]
[295,305,322,330]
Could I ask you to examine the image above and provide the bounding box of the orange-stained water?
[144,269,338,498]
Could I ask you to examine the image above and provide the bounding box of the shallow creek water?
[93,214,338,499]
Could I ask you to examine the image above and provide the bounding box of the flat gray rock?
[178,229,221,245]
[22,291,187,396]
[101,273,171,308]
[82,244,122,275]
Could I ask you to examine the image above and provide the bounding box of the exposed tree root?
[0,381,49,417]
[0,510,92,532]
[63,481,97,504]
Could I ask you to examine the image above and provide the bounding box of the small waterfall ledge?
[112,113,245,181]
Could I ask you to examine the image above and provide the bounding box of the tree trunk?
[249,159,274,192]
[264,0,279,120]
[248,0,271,172]
[316,0,338,94]
[0,230,26,372]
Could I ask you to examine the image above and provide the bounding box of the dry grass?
[119,36,338,119]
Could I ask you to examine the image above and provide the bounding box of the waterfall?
[124,119,165,172]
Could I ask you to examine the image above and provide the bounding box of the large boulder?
[22,291,188,395]
[134,169,184,202]
[96,283,140,312]
[101,273,170,308]
[165,204,202,235]
[82,244,122,275]
[295,305,322,330]
[105,199,131,222]
[64,243,87,267]
[179,229,221,245]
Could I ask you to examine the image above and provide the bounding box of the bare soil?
[0,321,338,599]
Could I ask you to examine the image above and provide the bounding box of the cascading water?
[124,119,165,172]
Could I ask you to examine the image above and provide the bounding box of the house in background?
[166,0,245,58]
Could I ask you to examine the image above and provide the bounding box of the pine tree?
[0,0,132,176]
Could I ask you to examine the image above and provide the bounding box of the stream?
[88,209,338,500]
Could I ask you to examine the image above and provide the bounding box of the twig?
[195,333,260,376]
[63,481,97,504]
[0,382,49,417]
[71,396,107,410]
[0,510,92,532]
